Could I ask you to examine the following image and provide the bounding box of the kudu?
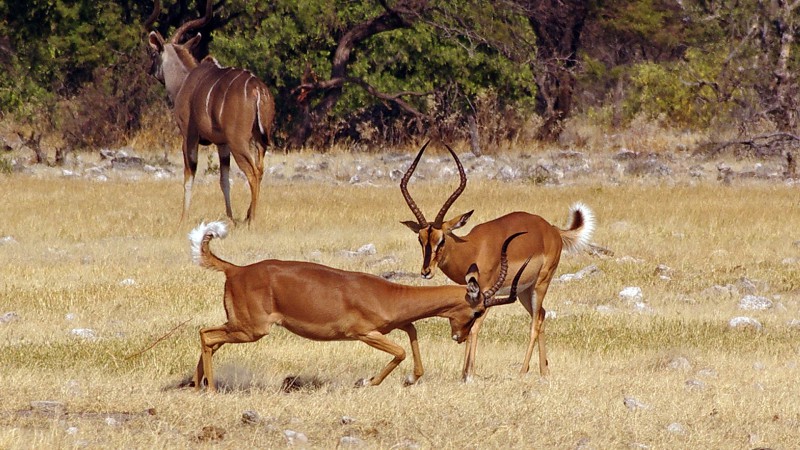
[145,0,275,224]
[188,222,528,392]
[400,142,595,381]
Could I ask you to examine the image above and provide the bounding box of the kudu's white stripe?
[219,71,247,124]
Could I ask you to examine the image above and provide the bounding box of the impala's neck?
[437,235,475,284]
[393,285,467,323]
[162,44,198,102]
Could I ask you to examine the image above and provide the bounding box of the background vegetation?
[1,0,799,154]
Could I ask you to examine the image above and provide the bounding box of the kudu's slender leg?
[217,145,234,220]
[180,133,201,224]
[229,139,263,224]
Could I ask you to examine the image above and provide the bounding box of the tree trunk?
[288,1,425,148]
[523,0,589,142]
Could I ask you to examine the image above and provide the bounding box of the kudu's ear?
[465,263,480,305]
[401,220,424,233]
[148,31,165,52]
[445,210,473,232]
[184,33,202,52]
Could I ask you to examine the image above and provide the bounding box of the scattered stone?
[557,264,600,282]
[685,379,705,391]
[340,243,377,258]
[242,410,261,425]
[728,316,763,331]
[104,417,120,427]
[653,264,672,280]
[616,255,645,264]
[340,436,365,447]
[0,236,17,245]
[340,416,356,425]
[738,295,772,311]
[391,438,421,449]
[119,278,136,287]
[619,286,643,303]
[701,284,738,298]
[752,361,766,371]
[667,356,692,371]
[196,425,226,442]
[284,430,308,446]
[0,311,19,324]
[70,328,97,340]
[737,277,759,294]
[787,319,800,330]
[666,422,685,434]
[65,426,79,435]
[623,396,650,410]
[65,313,78,321]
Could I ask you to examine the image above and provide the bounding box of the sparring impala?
[145,0,275,224]
[400,142,595,381]
[188,222,529,392]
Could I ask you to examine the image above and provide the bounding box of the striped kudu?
[145,0,275,224]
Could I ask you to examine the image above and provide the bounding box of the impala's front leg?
[462,310,489,383]
[355,331,407,387]
[400,324,424,386]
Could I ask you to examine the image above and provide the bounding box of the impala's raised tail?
[189,221,234,272]
[559,202,596,254]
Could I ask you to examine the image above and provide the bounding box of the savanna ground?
[1,142,799,449]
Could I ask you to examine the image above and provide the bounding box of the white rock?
[70,328,97,340]
[65,313,78,321]
[596,305,615,314]
[0,236,17,245]
[119,278,136,287]
[104,417,119,426]
[65,426,79,435]
[728,316,762,331]
[619,286,643,303]
[738,295,772,311]
[339,436,364,447]
[666,422,685,434]
[623,396,650,410]
[0,311,19,324]
[283,429,308,446]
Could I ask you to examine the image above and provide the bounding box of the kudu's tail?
[255,85,276,148]
[559,202,596,254]
[188,221,235,272]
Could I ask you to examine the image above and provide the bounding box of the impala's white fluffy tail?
[188,221,231,271]
[560,202,595,254]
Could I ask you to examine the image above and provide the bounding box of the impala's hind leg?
[461,309,490,383]
[194,324,267,393]
[519,282,552,376]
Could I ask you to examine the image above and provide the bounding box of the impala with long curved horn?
[400,142,596,380]
[187,223,526,392]
[145,0,275,224]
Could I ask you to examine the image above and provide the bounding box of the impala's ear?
[465,263,480,305]
[184,33,202,52]
[148,31,165,52]
[445,210,473,232]
[401,221,424,233]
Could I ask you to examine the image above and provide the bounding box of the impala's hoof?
[402,375,418,386]
[354,378,372,388]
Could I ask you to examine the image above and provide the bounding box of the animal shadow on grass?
[164,364,327,394]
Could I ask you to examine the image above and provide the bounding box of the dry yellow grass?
[1,164,799,449]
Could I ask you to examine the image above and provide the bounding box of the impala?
[145,0,275,224]
[400,142,596,380]
[188,222,528,392]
